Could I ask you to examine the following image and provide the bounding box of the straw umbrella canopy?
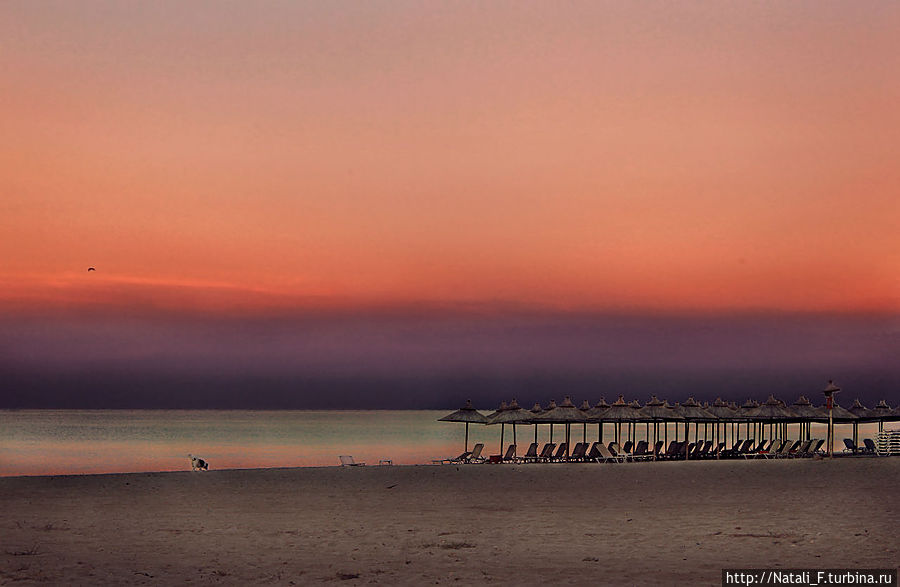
[847,399,877,422]
[704,397,736,452]
[678,397,717,449]
[845,399,879,449]
[752,395,799,422]
[791,396,820,441]
[439,399,489,452]
[639,395,683,448]
[487,399,534,454]
[586,397,610,442]
[872,400,897,426]
[887,403,900,422]
[532,396,589,458]
[597,395,639,444]
[529,402,545,443]
[814,400,858,423]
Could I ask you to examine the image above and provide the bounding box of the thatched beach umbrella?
[872,400,894,431]
[704,398,735,455]
[586,397,610,442]
[639,396,683,451]
[751,395,798,440]
[579,399,592,443]
[530,402,544,444]
[847,399,878,449]
[488,399,533,456]
[532,396,589,459]
[600,396,637,445]
[791,396,819,440]
[438,399,489,452]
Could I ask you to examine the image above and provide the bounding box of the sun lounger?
[842,438,858,453]
[596,442,622,462]
[518,442,539,463]
[632,440,651,460]
[810,438,825,455]
[569,442,588,461]
[502,444,517,462]
[609,442,632,462]
[551,443,569,462]
[623,440,634,454]
[652,440,665,459]
[863,438,877,454]
[773,439,793,458]
[791,439,812,458]
[468,443,486,463]
[537,442,556,462]
[339,455,366,467]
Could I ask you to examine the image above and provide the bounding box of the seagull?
[87,267,96,272]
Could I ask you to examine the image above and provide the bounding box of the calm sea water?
[0,410,887,477]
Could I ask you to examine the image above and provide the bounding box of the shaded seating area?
[434,387,898,465]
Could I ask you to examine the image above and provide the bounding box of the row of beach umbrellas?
[440,395,900,457]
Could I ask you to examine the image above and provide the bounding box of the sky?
[1,2,898,408]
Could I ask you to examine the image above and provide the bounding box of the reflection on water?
[0,410,889,476]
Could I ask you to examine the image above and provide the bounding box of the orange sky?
[2,2,898,315]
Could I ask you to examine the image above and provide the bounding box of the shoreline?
[2,458,897,584]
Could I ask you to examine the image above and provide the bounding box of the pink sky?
[1,2,898,317]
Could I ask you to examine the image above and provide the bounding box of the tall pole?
[824,380,840,459]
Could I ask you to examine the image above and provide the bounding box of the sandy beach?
[1,458,897,585]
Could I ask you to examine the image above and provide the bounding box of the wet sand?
[1,457,898,585]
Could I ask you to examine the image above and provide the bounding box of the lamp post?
[824,380,840,458]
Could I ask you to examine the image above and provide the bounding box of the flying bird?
[87,267,96,272]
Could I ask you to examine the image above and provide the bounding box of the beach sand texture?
[1,458,897,585]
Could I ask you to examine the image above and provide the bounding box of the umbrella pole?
[500,423,505,455]
[534,423,538,445]
[598,422,602,443]
[513,423,517,454]
[566,423,571,459]
[583,423,586,444]
[550,424,553,444]
[465,422,469,452]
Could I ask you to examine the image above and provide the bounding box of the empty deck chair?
[538,442,556,462]
[609,442,632,462]
[597,442,622,462]
[632,440,650,460]
[863,438,877,454]
[570,442,588,461]
[551,443,569,462]
[339,455,366,466]
[842,438,858,453]
[652,440,665,459]
[773,439,793,458]
[518,442,539,463]
[468,443,486,463]
[587,442,606,462]
[502,444,517,462]
[791,439,812,458]
[811,438,825,455]
[623,440,634,454]
[662,441,681,460]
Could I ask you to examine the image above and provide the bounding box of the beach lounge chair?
[842,438,858,453]
[661,441,680,460]
[811,439,825,455]
[773,439,793,458]
[791,439,812,458]
[609,442,632,462]
[652,440,665,459]
[596,442,622,463]
[339,455,366,467]
[538,442,556,462]
[435,450,470,464]
[786,440,801,454]
[468,443,486,463]
[570,442,588,461]
[632,440,650,460]
[587,442,606,462]
[863,438,877,454]
[623,440,634,454]
[551,443,569,462]
[502,444,517,462]
[518,442,539,463]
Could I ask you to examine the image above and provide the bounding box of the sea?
[0,410,888,477]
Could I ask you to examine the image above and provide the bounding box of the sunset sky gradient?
[2,2,898,407]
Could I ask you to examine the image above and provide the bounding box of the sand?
[1,457,897,585]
